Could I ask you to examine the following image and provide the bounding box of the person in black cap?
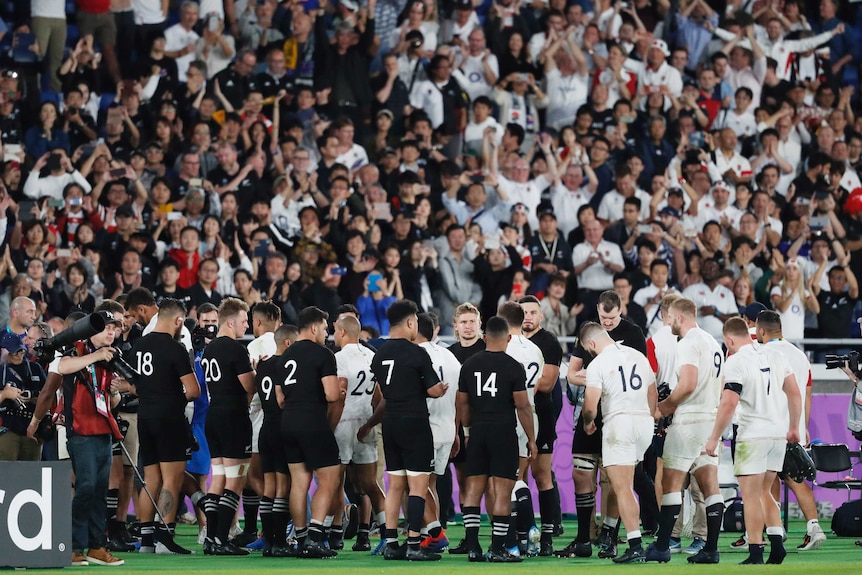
[0,331,47,461]
[527,205,572,296]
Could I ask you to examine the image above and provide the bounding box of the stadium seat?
[810,444,862,501]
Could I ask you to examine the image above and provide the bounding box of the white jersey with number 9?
[675,327,724,419]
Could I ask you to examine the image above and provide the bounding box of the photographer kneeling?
[29,310,126,567]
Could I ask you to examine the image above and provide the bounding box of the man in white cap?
[637,39,682,105]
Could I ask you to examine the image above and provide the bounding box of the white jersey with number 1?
[419,341,461,445]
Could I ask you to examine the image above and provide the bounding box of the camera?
[33,313,106,361]
[191,323,217,353]
[825,351,861,374]
[67,106,78,115]
[19,389,32,400]
[100,353,140,384]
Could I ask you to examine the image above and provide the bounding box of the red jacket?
[168,248,201,289]
[77,0,111,13]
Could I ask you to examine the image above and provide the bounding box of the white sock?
[603,516,617,529]
[807,519,821,533]
[627,530,642,541]
[323,515,334,528]
[376,512,386,526]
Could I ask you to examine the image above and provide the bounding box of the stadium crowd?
[0,0,862,567]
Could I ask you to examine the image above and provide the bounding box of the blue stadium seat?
[100,92,117,110]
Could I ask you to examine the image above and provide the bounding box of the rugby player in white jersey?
[416,312,461,552]
[498,302,544,555]
[646,298,724,564]
[756,311,825,550]
[706,317,801,564]
[332,315,386,551]
[580,322,657,563]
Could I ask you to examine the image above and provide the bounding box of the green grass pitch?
[23,519,862,573]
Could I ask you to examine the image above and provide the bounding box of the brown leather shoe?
[86,547,125,566]
[71,552,89,566]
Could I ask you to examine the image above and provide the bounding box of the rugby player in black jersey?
[457,316,536,563]
[557,290,646,559]
[130,299,200,555]
[201,298,256,556]
[370,300,448,562]
[254,324,298,557]
[520,295,563,554]
[275,306,344,559]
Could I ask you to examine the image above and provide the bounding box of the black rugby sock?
[216,490,240,544]
[242,489,259,534]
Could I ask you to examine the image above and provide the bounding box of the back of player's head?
[497,301,524,329]
[756,310,782,334]
[335,304,360,319]
[252,301,281,324]
[417,312,438,341]
[386,300,419,327]
[598,290,622,313]
[158,298,187,319]
[484,316,509,340]
[335,314,361,338]
[519,295,540,306]
[723,317,749,338]
[124,287,156,310]
[669,297,696,319]
[217,297,250,326]
[96,298,125,319]
[274,324,299,347]
[660,293,683,315]
[197,303,218,317]
[453,302,480,322]
[578,321,606,345]
[298,306,329,331]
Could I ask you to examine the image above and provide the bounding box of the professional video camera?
[825,351,862,376]
[32,313,106,361]
[190,323,217,354]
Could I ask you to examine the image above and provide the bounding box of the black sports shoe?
[210,542,250,556]
[329,535,344,551]
[539,541,554,556]
[344,504,359,540]
[687,549,720,564]
[740,555,764,565]
[613,547,646,564]
[644,542,671,563]
[554,540,592,558]
[106,536,136,553]
[352,539,371,552]
[202,540,214,555]
[268,545,298,558]
[598,541,618,559]
[406,547,441,561]
[553,524,564,537]
[231,532,259,548]
[486,548,523,563]
[301,540,337,558]
[467,545,486,563]
[383,543,407,560]
[448,539,470,554]
[766,548,786,565]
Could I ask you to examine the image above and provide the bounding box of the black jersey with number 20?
[458,350,527,429]
[201,336,254,412]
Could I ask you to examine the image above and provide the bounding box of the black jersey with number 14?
[278,340,337,418]
[130,332,194,420]
[458,350,527,428]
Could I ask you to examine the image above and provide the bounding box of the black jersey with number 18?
[458,350,527,428]
[130,332,194,420]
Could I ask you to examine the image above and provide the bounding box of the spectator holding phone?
[356,269,398,335]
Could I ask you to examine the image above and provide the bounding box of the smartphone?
[166,211,183,221]
[208,15,219,31]
[814,190,830,200]
[253,240,271,257]
[512,283,523,297]
[367,272,383,292]
[373,202,391,220]
[809,216,830,230]
[56,249,72,258]
[470,174,485,184]
[18,200,36,222]
[331,266,348,276]
[69,197,83,207]
[189,178,203,187]
[518,73,529,82]
[110,168,126,178]
[48,198,65,208]
[637,224,654,234]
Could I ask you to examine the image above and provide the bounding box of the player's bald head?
[578,321,608,347]
[335,315,361,339]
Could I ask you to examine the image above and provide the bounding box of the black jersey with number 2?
[255,355,284,420]
[371,338,440,419]
[278,340,337,418]
[130,332,194,420]
[459,350,526,428]
[201,336,254,411]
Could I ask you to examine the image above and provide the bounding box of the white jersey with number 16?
[586,342,655,422]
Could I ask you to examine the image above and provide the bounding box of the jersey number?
[714,352,722,378]
[200,358,221,382]
[474,372,498,397]
[283,359,297,386]
[760,367,771,395]
[380,360,395,386]
[526,362,540,389]
[260,376,273,401]
[351,371,374,396]
[618,364,643,392]
[136,351,153,376]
